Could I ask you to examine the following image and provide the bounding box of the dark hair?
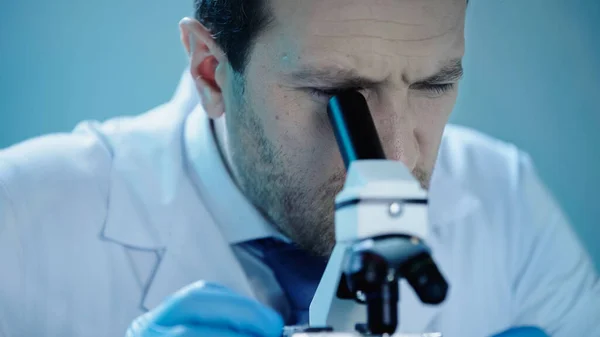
[194,0,274,74]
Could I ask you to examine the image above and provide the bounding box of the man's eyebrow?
[283,58,463,88]
[283,65,382,89]
[415,59,463,84]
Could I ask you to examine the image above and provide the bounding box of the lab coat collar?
[98,76,260,311]
[99,69,203,250]
[98,103,189,251]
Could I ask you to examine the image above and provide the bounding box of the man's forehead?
[273,0,466,34]
[251,0,465,83]
[266,0,466,58]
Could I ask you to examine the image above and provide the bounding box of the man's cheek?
[271,100,320,141]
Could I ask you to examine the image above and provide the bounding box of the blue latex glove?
[125,281,284,337]
[491,327,549,337]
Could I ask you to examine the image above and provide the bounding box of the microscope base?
[283,326,442,337]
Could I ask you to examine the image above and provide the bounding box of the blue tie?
[248,238,328,325]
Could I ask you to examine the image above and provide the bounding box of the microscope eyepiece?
[327,91,386,169]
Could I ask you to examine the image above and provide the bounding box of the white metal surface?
[309,160,431,332]
[290,333,442,337]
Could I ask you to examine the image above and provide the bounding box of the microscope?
[284,91,448,337]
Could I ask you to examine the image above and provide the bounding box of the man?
[0,0,598,336]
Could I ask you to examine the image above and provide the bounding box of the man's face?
[220,0,466,256]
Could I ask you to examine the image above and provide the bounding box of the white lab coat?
[0,71,598,337]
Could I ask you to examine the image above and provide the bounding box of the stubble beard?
[224,77,432,258]
[223,79,342,257]
[228,112,342,257]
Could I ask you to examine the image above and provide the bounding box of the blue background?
[0,0,598,268]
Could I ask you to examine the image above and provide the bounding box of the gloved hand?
[491,327,548,337]
[126,281,284,337]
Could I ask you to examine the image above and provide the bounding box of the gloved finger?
[491,327,548,337]
[152,281,283,337]
[128,320,268,337]
[126,312,181,337]
[148,324,279,337]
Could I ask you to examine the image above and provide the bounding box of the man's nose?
[368,97,419,171]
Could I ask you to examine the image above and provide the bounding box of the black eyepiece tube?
[327,91,386,169]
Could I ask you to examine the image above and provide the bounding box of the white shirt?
[0,70,598,337]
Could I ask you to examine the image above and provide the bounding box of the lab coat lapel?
[102,181,256,312]
[99,100,256,312]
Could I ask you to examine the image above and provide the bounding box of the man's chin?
[283,215,336,257]
[412,167,432,191]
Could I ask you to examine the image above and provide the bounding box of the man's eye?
[307,83,454,101]
[307,87,364,100]
[411,83,455,96]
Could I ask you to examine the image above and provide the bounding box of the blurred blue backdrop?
[0,0,598,268]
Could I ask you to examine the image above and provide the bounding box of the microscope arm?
[301,91,447,336]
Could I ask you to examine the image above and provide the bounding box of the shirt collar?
[183,105,283,244]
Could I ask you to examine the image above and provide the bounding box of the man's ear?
[179,17,227,118]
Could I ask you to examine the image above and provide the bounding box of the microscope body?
[309,160,431,331]
[284,91,447,337]
[283,159,443,336]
